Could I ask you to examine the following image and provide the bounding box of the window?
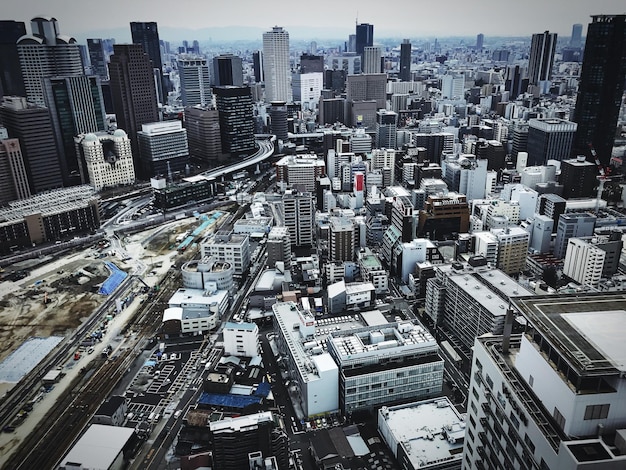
[529,375,534,387]
[475,358,483,371]
[486,374,494,389]
[584,404,610,420]
[469,415,476,429]
[510,412,520,430]
[524,434,535,454]
[553,407,566,430]
[471,401,478,414]
[472,387,479,400]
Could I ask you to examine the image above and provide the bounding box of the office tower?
[473,139,506,171]
[0,20,27,99]
[563,237,605,286]
[16,17,83,106]
[130,21,167,104]
[178,56,212,106]
[282,190,314,246]
[476,33,484,50]
[463,292,626,470]
[376,109,398,149]
[252,51,263,82]
[554,212,596,260]
[328,216,355,262]
[262,26,292,102]
[572,15,626,166]
[559,156,597,199]
[527,31,557,95]
[291,72,323,111]
[212,54,243,87]
[319,98,345,125]
[209,412,289,470]
[526,118,577,166]
[412,132,455,164]
[76,130,135,191]
[275,155,325,192]
[300,53,323,74]
[213,85,255,157]
[184,105,222,164]
[268,101,288,141]
[399,39,411,81]
[87,39,109,80]
[443,155,488,201]
[504,64,528,101]
[355,23,373,55]
[0,135,30,205]
[441,74,465,99]
[346,73,386,109]
[362,46,382,74]
[137,121,188,177]
[108,44,159,177]
[0,96,63,193]
[266,226,291,268]
[417,193,469,240]
[570,23,583,48]
[44,75,107,186]
[530,214,554,254]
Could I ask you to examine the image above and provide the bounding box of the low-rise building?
[92,395,128,427]
[162,286,229,335]
[201,230,251,276]
[223,322,260,357]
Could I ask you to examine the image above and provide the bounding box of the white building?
[327,280,375,314]
[378,397,465,470]
[275,154,325,192]
[177,56,212,106]
[371,148,397,184]
[58,424,136,470]
[362,46,382,74]
[223,322,260,357]
[327,321,443,414]
[506,184,539,220]
[291,72,323,111]
[162,286,229,334]
[282,191,314,247]
[485,200,520,231]
[201,230,251,275]
[262,26,292,102]
[272,302,339,417]
[441,74,465,100]
[357,248,389,294]
[78,130,135,191]
[563,238,605,286]
[463,293,626,470]
[180,256,235,293]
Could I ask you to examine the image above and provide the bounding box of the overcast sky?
[5,0,626,41]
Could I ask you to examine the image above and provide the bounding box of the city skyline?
[4,0,626,42]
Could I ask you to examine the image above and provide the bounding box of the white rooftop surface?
[380,398,465,468]
[449,271,517,316]
[255,269,285,291]
[312,352,338,373]
[345,282,375,295]
[168,288,227,306]
[361,309,389,327]
[60,424,135,469]
[0,336,63,383]
[476,269,533,298]
[209,411,274,432]
[562,311,626,372]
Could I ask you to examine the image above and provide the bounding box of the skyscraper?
[184,105,223,164]
[362,46,382,74]
[572,15,626,166]
[570,23,583,47]
[178,56,212,106]
[0,96,63,193]
[130,21,167,104]
[300,53,324,74]
[282,190,314,247]
[87,39,109,80]
[526,118,577,165]
[0,20,27,99]
[527,31,557,95]
[108,44,159,178]
[252,51,263,82]
[0,135,30,205]
[476,33,484,50]
[17,17,84,106]
[376,109,398,149]
[399,39,411,81]
[212,54,244,86]
[355,23,373,55]
[262,26,292,102]
[214,86,255,157]
[44,75,107,185]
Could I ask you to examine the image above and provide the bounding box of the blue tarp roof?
[98,261,128,295]
[197,381,271,409]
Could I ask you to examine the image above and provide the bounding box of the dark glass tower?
[108,44,159,177]
[572,15,626,166]
[212,54,243,86]
[0,20,27,99]
[214,86,255,157]
[130,21,167,104]
[87,38,109,80]
[355,23,373,55]
[399,39,411,81]
[527,31,557,94]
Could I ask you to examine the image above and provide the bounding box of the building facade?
[77,130,135,191]
[178,56,212,107]
[262,26,292,103]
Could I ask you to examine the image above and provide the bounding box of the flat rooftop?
[60,424,135,469]
[512,292,626,375]
[379,397,465,468]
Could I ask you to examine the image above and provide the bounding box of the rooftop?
[512,292,626,375]
[60,424,135,470]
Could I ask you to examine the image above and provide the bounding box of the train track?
[2,272,180,470]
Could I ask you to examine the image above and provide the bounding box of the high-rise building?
[0,20,27,99]
[463,292,626,470]
[178,56,212,106]
[87,38,109,80]
[282,190,314,247]
[572,15,626,165]
[527,31,557,95]
[346,73,387,109]
[299,53,324,74]
[266,226,291,268]
[376,109,398,150]
[76,130,135,191]
[268,101,288,141]
[17,17,84,106]
[570,23,583,48]
[563,237,605,286]
[328,216,355,262]
[399,39,411,81]
[43,75,107,186]
[291,72,323,111]
[212,54,243,87]
[476,33,484,50]
[527,118,577,165]
[0,96,63,193]
[554,212,596,259]
[137,121,188,177]
[275,154,325,192]
[213,86,255,157]
[262,26,292,102]
[108,44,159,177]
[362,46,382,74]
[0,135,30,205]
[355,23,373,55]
[184,105,222,164]
[319,97,345,125]
[130,21,167,104]
[252,51,263,83]
[559,156,597,199]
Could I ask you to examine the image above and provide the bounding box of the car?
[87,347,95,355]
[3,426,15,433]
